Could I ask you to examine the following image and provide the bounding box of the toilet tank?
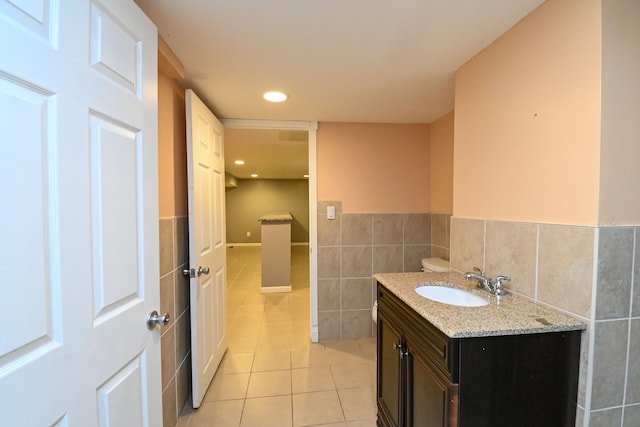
[421,257,450,272]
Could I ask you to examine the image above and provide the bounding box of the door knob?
[182,266,210,278]
[147,310,170,330]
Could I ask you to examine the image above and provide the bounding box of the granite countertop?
[258,212,293,222]
[374,271,587,339]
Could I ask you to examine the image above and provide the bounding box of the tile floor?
[176,246,378,427]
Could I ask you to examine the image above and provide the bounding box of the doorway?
[221,119,319,341]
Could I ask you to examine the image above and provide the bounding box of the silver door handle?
[182,266,210,278]
[393,342,408,359]
[147,310,170,330]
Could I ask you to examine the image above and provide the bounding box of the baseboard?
[226,242,309,248]
[260,285,292,294]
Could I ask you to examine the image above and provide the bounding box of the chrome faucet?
[465,267,511,297]
[465,267,493,291]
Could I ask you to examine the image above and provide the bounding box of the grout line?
[621,227,637,425]
[482,219,487,273]
[583,227,601,427]
[534,224,539,302]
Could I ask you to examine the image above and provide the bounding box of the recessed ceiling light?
[263,91,287,102]
[251,174,259,178]
[234,160,245,165]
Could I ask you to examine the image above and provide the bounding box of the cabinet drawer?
[406,318,450,376]
[377,283,453,378]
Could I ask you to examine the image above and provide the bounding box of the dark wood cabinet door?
[377,311,404,427]
[457,332,580,427]
[408,346,457,427]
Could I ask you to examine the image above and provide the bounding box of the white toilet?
[372,257,450,324]
[421,257,450,273]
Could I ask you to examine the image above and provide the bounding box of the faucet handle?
[494,276,511,297]
[473,266,484,275]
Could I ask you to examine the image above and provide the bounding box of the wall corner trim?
[158,36,185,79]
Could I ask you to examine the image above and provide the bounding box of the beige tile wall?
[450,217,640,426]
[316,201,450,341]
[159,216,191,427]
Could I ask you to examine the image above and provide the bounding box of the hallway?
[176,246,377,427]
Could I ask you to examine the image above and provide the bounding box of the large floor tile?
[290,321,312,336]
[232,313,264,325]
[189,399,244,427]
[263,310,292,324]
[292,390,345,426]
[246,370,292,398]
[292,366,336,393]
[236,304,265,316]
[228,336,259,354]
[310,424,346,427]
[291,344,329,369]
[251,349,291,372]
[357,338,377,360]
[229,322,262,339]
[240,395,293,427]
[325,340,367,365]
[220,352,255,374]
[330,363,376,389]
[345,420,377,427]
[338,387,377,421]
[259,321,291,337]
[203,372,249,401]
[290,333,312,349]
[243,294,266,306]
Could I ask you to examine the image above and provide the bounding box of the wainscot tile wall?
[450,217,640,426]
[159,217,191,427]
[316,200,450,341]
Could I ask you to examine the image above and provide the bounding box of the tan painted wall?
[453,0,602,225]
[317,122,430,213]
[429,112,454,215]
[599,0,640,225]
[225,179,310,244]
[158,73,187,217]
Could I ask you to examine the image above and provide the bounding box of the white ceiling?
[135,0,544,124]
[135,0,544,178]
[225,128,309,179]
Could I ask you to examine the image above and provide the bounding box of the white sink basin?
[415,285,489,307]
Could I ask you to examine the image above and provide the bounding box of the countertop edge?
[374,271,587,339]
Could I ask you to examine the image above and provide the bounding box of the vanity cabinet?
[377,282,458,427]
[376,282,581,427]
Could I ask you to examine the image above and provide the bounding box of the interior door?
[0,0,161,425]
[186,89,228,408]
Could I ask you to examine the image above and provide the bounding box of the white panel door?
[0,0,162,425]
[186,90,228,408]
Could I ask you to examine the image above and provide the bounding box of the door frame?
[221,119,319,342]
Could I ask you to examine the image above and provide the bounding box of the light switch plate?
[327,205,336,220]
